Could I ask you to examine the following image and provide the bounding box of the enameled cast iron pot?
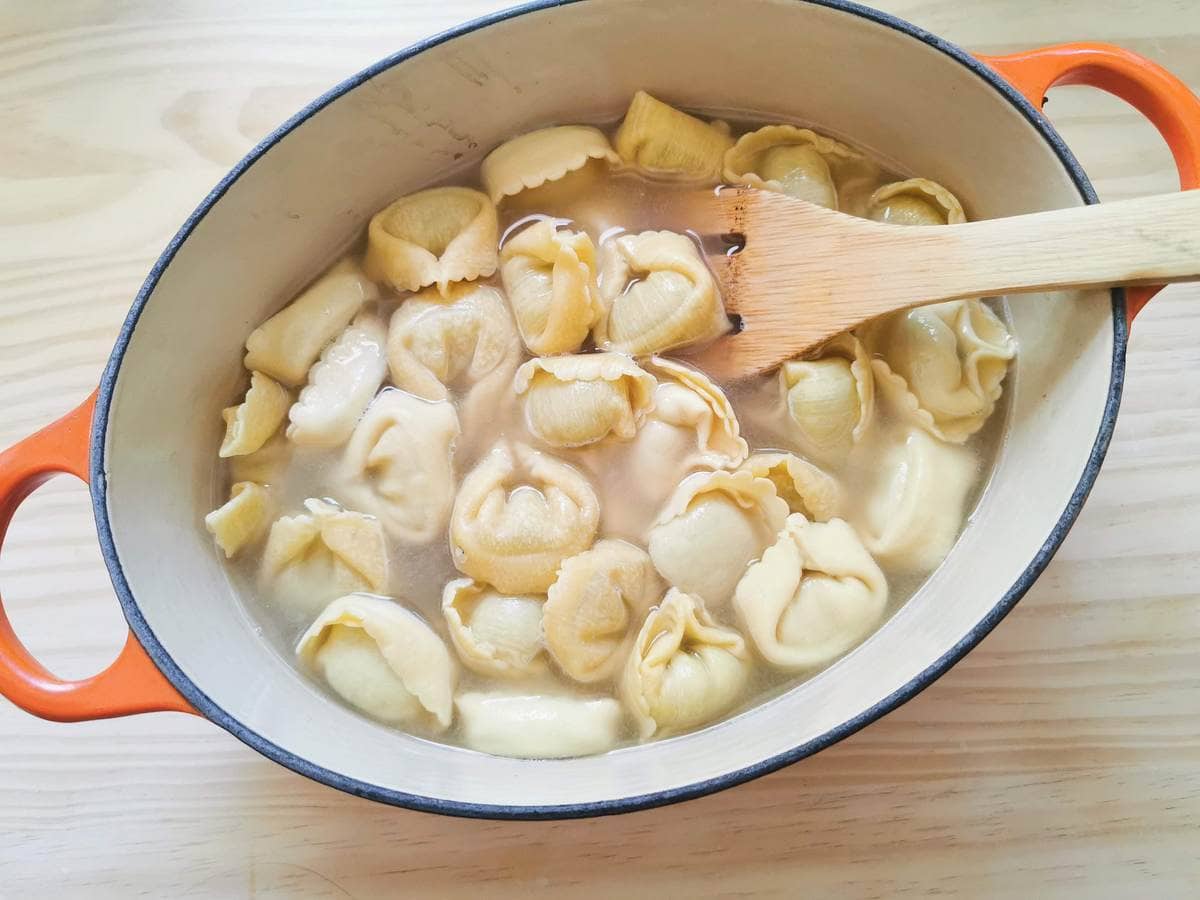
[2,0,1198,819]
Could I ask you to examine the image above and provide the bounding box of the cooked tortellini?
[724,125,881,212]
[500,220,601,355]
[737,452,841,521]
[205,481,271,558]
[365,186,498,295]
[648,470,789,608]
[287,314,388,447]
[450,442,600,594]
[387,282,520,401]
[455,691,623,758]
[297,593,455,730]
[621,588,751,737]
[482,125,619,203]
[261,499,389,619]
[213,98,1018,758]
[339,389,460,542]
[244,258,378,386]
[515,353,656,448]
[595,230,725,356]
[860,299,1016,442]
[614,90,734,182]
[867,177,965,226]
[219,371,290,458]
[442,578,545,678]
[780,333,875,464]
[734,514,888,670]
[857,428,977,572]
[544,540,663,683]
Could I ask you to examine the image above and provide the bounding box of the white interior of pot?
[102,0,1115,809]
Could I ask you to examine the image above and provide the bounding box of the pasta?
[297,593,455,730]
[387,282,520,402]
[614,90,733,182]
[442,578,546,678]
[737,452,841,521]
[244,258,378,386]
[364,186,498,295]
[779,333,874,464]
[857,428,977,572]
[724,125,881,211]
[339,389,460,542]
[450,442,600,593]
[287,314,388,447]
[515,353,656,448]
[621,588,750,737]
[594,231,726,356]
[733,514,887,670]
[500,219,601,355]
[861,299,1015,443]
[219,371,291,458]
[867,177,965,226]
[212,97,1019,758]
[648,470,789,608]
[482,125,619,203]
[205,481,271,558]
[455,691,623,758]
[261,498,389,619]
[544,539,663,683]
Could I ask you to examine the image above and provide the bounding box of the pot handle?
[0,392,194,720]
[979,43,1200,323]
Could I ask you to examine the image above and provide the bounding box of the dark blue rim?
[88,0,1127,820]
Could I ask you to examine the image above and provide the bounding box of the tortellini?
[724,125,880,212]
[738,452,841,521]
[450,442,600,594]
[297,593,455,730]
[861,299,1016,443]
[204,481,271,558]
[595,230,725,356]
[500,220,601,355]
[339,389,460,542]
[482,125,619,204]
[733,514,887,670]
[219,371,291,458]
[780,333,874,464]
[637,357,748,469]
[858,428,976,572]
[455,691,623,758]
[614,90,734,182]
[287,314,388,447]
[621,588,750,738]
[442,578,545,678]
[867,178,965,226]
[261,498,389,619]
[515,353,656,448]
[244,258,377,387]
[365,186,498,295]
[387,282,520,402]
[544,540,663,683]
[648,470,788,608]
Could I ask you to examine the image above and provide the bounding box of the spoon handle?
[892,188,1200,307]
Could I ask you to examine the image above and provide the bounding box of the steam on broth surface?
[206,91,1016,758]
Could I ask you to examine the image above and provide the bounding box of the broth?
[209,101,1014,756]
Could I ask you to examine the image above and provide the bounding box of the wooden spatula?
[678,187,1200,380]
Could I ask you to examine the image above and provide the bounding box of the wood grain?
[0,1,1197,897]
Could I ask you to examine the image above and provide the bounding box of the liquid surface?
[213,109,1013,756]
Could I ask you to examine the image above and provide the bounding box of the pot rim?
[87,0,1127,820]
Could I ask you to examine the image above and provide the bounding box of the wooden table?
[1,2,1197,896]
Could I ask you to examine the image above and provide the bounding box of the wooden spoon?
[678,187,1200,380]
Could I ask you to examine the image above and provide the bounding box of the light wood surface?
[1,1,1197,897]
[692,188,1200,377]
